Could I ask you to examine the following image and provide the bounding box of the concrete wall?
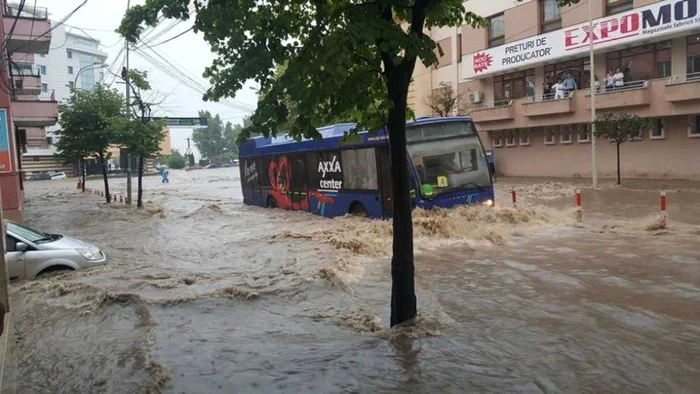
[491,115,700,180]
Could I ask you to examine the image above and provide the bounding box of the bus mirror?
[421,184,435,198]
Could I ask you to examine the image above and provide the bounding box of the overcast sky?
[36,0,259,158]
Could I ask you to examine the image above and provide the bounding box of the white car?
[50,172,66,180]
[5,221,107,280]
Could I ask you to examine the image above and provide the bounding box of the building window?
[689,115,700,138]
[541,0,561,33]
[68,66,73,74]
[519,130,530,146]
[99,72,104,81]
[41,83,47,93]
[687,34,700,79]
[67,50,72,59]
[493,132,503,148]
[650,118,665,139]
[493,69,535,104]
[488,14,505,48]
[39,65,46,75]
[576,124,590,143]
[39,53,45,57]
[68,81,74,89]
[544,57,591,91]
[457,33,462,63]
[544,127,555,145]
[506,131,516,147]
[560,126,572,144]
[606,41,672,82]
[606,0,633,15]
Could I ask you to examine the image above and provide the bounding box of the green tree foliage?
[193,110,242,161]
[167,149,187,169]
[594,112,649,185]
[56,84,124,203]
[120,0,579,327]
[192,110,224,161]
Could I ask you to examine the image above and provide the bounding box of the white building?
[22,22,108,175]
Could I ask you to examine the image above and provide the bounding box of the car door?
[5,234,25,280]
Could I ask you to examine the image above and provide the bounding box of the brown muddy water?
[9,171,700,393]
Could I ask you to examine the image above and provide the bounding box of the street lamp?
[73,62,107,89]
[588,0,598,189]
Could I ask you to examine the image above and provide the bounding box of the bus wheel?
[349,202,368,217]
[267,196,277,208]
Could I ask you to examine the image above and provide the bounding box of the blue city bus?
[238,116,494,219]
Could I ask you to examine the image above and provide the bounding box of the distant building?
[409,0,700,180]
[21,22,108,177]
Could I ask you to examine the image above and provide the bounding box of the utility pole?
[125,0,132,204]
[588,0,598,189]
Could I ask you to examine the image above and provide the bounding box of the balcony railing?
[522,91,575,117]
[10,64,40,77]
[37,90,55,101]
[664,73,700,102]
[583,80,650,109]
[3,3,48,19]
[666,72,700,84]
[470,99,515,122]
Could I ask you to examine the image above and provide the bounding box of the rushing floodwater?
[7,170,700,393]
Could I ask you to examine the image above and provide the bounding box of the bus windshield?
[407,123,491,196]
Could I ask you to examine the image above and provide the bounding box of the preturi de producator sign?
[463,0,700,78]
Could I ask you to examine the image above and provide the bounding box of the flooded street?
[9,170,700,393]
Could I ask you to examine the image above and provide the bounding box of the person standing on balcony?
[543,77,553,100]
[562,73,577,96]
[606,70,615,91]
[553,78,565,99]
[613,67,625,89]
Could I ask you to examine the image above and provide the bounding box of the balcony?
[521,92,575,117]
[10,65,42,96]
[585,80,650,110]
[2,4,51,54]
[470,100,515,123]
[664,73,700,103]
[12,90,58,127]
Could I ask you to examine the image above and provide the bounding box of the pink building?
[1,2,58,220]
[409,0,700,180]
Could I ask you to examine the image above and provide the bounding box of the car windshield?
[407,123,491,196]
[8,222,53,244]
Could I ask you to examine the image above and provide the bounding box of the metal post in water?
[511,189,517,208]
[660,190,667,229]
[576,189,583,223]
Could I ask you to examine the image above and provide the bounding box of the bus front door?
[376,147,393,218]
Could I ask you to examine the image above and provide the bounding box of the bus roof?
[239,116,474,157]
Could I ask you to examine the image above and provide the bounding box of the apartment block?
[1,1,59,220]
[22,23,108,177]
[409,0,700,180]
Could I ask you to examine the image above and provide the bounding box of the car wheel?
[349,202,368,217]
[267,196,277,208]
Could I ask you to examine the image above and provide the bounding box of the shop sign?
[464,0,700,78]
[0,110,11,173]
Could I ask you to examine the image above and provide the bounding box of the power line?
[147,26,193,48]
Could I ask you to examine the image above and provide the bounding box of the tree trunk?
[80,159,86,193]
[616,142,621,185]
[99,154,110,203]
[137,154,144,208]
[386,68,416,327]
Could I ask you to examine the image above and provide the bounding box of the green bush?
[165,150,186,169]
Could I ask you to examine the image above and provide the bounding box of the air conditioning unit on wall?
[469,91,483,104]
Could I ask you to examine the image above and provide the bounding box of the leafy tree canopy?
[594,112,649,143]
[56,83,124,160]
